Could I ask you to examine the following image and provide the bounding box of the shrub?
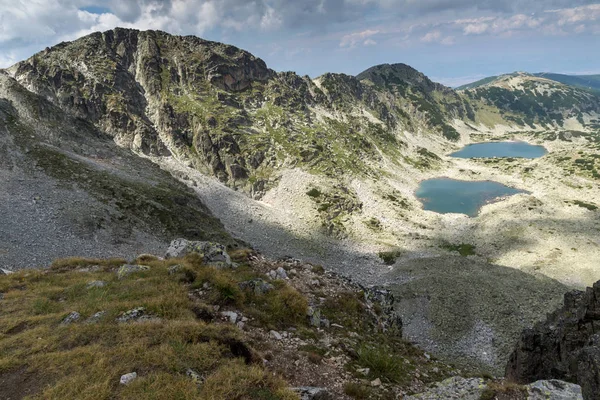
[306,188,322,198]
[356,344,413,384]
[344,382,371,399]
[378,250,402,265]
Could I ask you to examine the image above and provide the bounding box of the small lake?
[450,141,547,159]
[416,178,527,217]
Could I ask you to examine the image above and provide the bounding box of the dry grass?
[0,255,299,399]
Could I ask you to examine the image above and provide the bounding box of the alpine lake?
[416,142,547,217]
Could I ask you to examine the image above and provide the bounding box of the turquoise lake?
[415,178,526,217]
[450,141,547,159]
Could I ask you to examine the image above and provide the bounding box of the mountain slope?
[533,73,600,93]
[6,29,472,198]
[460,72,600,128]
[0,70,232,268]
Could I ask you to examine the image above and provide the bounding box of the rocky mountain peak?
[356,63,450,94]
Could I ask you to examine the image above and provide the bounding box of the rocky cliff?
[506,280,600,400]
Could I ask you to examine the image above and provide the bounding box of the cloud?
[340,29,380,47]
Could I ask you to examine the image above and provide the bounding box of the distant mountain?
[532,73,600,93]
[459,72,600,128]
[458,72,600,93]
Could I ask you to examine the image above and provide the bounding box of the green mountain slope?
[460,73,600,128]
[533,72,600,93]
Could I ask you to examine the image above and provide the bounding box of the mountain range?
[2,28,600,383]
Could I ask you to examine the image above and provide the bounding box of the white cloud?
[340,29,380,47]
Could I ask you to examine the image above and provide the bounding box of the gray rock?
[61,311,81,325]
[186,368,202,384]
[0,268,14,275]
[239,279,274,295]
[506,280,600,399]
[168,264,184,275]
[86,311,106,324]
[526,380,583,400]
[86,280,107,289]
[405,377,485,400]
[269,330,283,340]
[164,239,233,268]
[117,264,150,280]
[290,387,331,400]
[120,372,137,385]
[221,311,238,323]
[116,307,152,323]
[276,267,288,279]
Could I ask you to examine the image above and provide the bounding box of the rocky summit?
[1,26,600,399]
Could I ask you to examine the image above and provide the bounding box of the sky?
[0,1,599,87]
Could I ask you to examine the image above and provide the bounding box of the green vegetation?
[0,254,302,399]
[343,382,371,399]
[571,200,598,211]
[306,188,322,198]
[440,243,477,257]
[479,381,527,400]
[355,343,414,385]
[378,250,403,265]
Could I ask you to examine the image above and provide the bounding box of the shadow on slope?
[0,73,231,269]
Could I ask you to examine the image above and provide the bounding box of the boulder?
[269,330,283,340]
[164,239,232,268]
[168,264,184,275]
[527,380,583,400]
[86,280,107,289]
[405,377,485,400]
[117,265,150,280]
[506,280,600,399]
[406,378,583,400]
[290,387,331,400]
[60,311,81,325]
[116,307,154,323]
[120,372,137,385]
[86,311,106,324]
[239,279,274,295]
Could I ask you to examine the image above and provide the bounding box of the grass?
[355,343,414,385]
[0,254,300,399]
[343,382,371,399]
[440,242,477,257]
[378,250,402,265]
[571,200,598,211]
[480,381,527,400]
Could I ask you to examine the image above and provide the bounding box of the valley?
[2,27,600,391]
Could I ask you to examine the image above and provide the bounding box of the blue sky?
[1,0,599,86]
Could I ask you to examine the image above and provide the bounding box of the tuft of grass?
[572,200,598,211]
[343,382,372,399]
[199,360,297,400]
[50,257,127,272]
[322,291,365,329]
[306,188,322,198]
[247,283,308,329]
[480,381,527,400]
[378,250,402,265]
[356,343,414,384]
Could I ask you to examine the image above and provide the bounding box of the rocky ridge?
[506,280,600,400]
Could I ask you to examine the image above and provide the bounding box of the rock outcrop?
[164,238,233,267]
[506,280,600,400]
[406,377,583,400]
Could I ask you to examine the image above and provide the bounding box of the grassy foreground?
[0,250,453,399]
[0,253,301,399]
